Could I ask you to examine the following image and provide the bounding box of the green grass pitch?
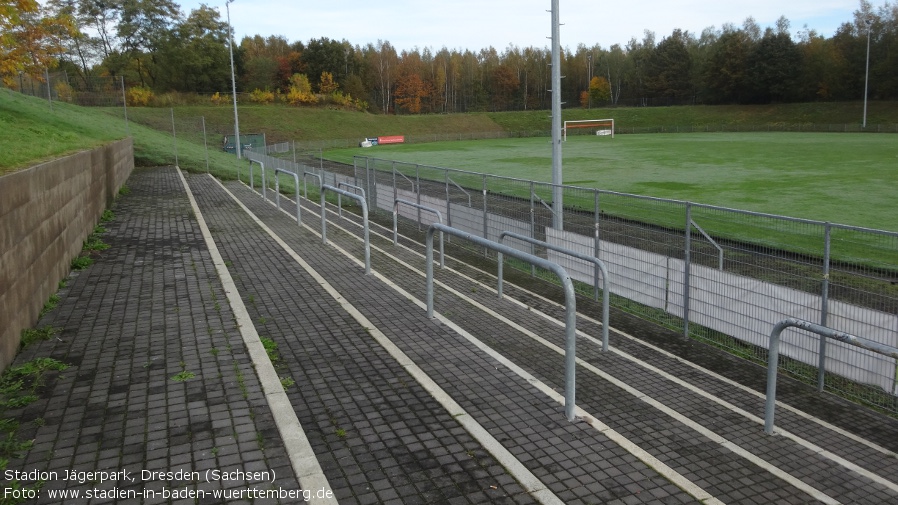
[327,132,898,232]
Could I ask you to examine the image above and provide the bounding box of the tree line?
[3,0,896,113]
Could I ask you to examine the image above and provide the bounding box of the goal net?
[563,119,614,141]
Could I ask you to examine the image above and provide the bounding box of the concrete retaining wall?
[0,139,134,369]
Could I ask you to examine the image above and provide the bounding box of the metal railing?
[394,199,444,269]
[425,223,580,421]
[240,149,898,416]
[302,171,322,200]
[273,168,301,226]
[349,154,898,415]
[320,184,370,275]
[336,182,366,219]
[765,318,898,434]
[248,160,264,198]
[498,231,610,352]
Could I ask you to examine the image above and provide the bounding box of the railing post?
[392,162,397,204]
[320,189,327,245]
[321,185,370,274]
[416,164,422,230]
[818,223,832,391]
[427,223,578,421]
[529,182,536,277]
[482,174,488,247]
[445,169,452,228]
[594,190,600,301]
[683,203,692,340]
[274,168,301,226]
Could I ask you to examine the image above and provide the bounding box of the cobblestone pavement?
[2,167,299,504]
[3,166,897,505]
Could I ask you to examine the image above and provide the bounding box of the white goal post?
[563,119,614,141]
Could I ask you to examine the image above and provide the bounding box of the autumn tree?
[489,64,519,111]
[1,0,75,86]
[394,72,425,114]
[588,76,611,104]
[318,71,338,94]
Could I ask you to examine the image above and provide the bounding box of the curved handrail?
[425,223,579,421]
[498,231,610,352]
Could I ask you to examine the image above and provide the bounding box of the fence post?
[416,164,422,230]
[120,76,130,136]
[818,223,832,391]
[201,116,209,173]
[445,170,451,228]
[482,174,489,252]
[594,190,600,301]
[392,162,397,204]
[530,182,536,276]
[683,203,692,340]
[170,108,178,168]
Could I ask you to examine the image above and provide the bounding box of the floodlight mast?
[550,0,563,230]
[226,0,242,159]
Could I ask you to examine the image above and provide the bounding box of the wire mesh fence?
[333,153,897,415]
[7,80,896,414]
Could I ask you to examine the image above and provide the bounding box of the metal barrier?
[425,223,579,421]
[498,231,610,352]
[302,171,322,199]
[764,318,898,434]
[337,182,366,219]
[394,199,444,269]
[321,184,370,275]
[248,160,265,200]
[273,168,301,226]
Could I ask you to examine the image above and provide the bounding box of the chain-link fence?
[6,80,897,414]
[238,149,898,416]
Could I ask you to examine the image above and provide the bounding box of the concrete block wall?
[0,138,134,370]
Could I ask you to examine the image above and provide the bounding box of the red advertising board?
[377,135,405,145]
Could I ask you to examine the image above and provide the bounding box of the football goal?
[563,119,614,141]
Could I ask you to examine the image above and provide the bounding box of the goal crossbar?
[563,119,614,140]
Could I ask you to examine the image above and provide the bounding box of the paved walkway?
[3,166,898,505]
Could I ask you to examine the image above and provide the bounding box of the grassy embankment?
[3,86,896,181]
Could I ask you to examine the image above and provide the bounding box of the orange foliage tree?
[394,72,427,114]
[0,0,74,86]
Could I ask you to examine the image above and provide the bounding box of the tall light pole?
[550,0,563,230]
[862,18,872,129]
[225,0,241,159]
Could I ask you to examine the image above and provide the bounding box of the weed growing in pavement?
[171,371,195,382]
[20,327,58,349]
[38,295,60,319]
[0,356,69,483]
[70,255,92,270]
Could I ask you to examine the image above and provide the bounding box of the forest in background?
[3,0,897,114]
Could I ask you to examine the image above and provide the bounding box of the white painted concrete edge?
[178,170,337,504]
[215,176,564,505]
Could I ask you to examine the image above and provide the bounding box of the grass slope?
[0,89,244,177]
[0,89,124,174]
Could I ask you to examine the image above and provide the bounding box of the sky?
[183,0,864,51]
